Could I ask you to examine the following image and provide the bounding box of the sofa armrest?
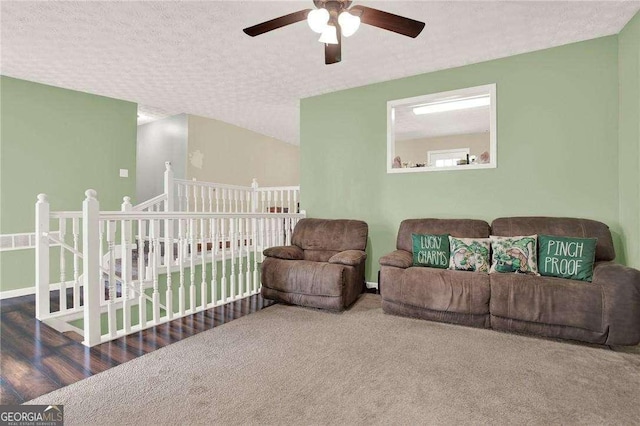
[263,245,304,260]
[328,250,367,266]
[593,261,640,345]
[379,250,413,269]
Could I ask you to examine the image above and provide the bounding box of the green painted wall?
[619,12,640,269]
[301,36,622,282]
[0,76,137,292]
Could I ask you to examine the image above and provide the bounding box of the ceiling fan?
[243,0,425,65]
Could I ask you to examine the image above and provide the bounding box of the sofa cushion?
[538,234,597,282]
[261,258,345,297]
[397,219,490,253]
[491,217,614,262]
[303,249,339,262]
[263,245,304,260]
[411,233,450,268]
[329,250,367,266]
[489,273,603,332]
[292,218,368,251]
[448,237,491,272]
[489,235,539,275]
[379,250,413,268]
[381,266,491,315]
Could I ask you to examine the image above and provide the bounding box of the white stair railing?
[155,161,300,214]
[35,189,305,347]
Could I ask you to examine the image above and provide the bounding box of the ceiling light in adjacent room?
[338,11,360,37]
[318,24,339,44]
[307,8,330,33]
[413,95,491,115]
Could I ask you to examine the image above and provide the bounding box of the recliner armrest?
[263,245,304,260]
[328,250,367,266]
[379,250,412,269]
[593,261,640,345]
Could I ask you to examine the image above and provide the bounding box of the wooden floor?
[0,293,275,404]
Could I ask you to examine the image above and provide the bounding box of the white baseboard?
[365,281,378,290]
[0,283,61,300]
[0,286,35,300]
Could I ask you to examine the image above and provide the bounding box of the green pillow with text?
[412,233,450,268]
[538,234,597,282]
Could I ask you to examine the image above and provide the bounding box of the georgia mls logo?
[0,404,64,426]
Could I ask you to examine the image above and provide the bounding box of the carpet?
[27,294,640,425]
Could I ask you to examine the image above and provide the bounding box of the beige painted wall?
[396,132,490,165]
[186,115,300,187]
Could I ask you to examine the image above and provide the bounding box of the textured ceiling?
[1,1,639,145]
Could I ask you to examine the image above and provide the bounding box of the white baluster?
[99,220,105,305]
[177,184,183,212]
[238,218,244,298]
[252,217,258,294]
[200,218,207,310]
[245,217,251,297]
[58,218,67,312]
[178,218,186,316]
[222,188,227,212]
[208,187,213,212]
[106,220,117,337]
[294,190,298,213]
[72,217,80,310]
[151,219,160,323]
[221,218,227,302]
[277,215,283,246]
[259,217,266,263]
[210,218,217,306]
[284,217,293,246]
[189,218,196,312]
[165,217,174,321]
[121,197,133,333]
[230,218,236,299]
[137,219,147,328]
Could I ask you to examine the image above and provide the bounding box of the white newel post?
[251,178,259,213]
[83,189,101,346]
[35,194,50,320]
[164,161,174,213]
[164,162,174,267]
[121,196,133,333]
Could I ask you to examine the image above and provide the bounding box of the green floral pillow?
[489,235,539,275]
[448,237,490,272]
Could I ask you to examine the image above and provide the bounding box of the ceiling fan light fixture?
[318,24,339,45]
[338,11,360,37]
[307,8,330,33]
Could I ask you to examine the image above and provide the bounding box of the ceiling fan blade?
[243,9,312,37]
[325,24,342,65]
[350,5,425,38]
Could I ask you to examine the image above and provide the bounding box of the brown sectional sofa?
[380,217,640,346]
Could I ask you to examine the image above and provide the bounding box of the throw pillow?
[538,234,597,282]
[489,235,539,275]
[412,233,450,268]
[448,237,490,272]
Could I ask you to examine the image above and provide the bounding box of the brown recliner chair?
[261,218,368,311]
